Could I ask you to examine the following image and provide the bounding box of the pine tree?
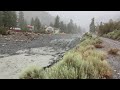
[50,22,54,27]
[97,22,103,35]
[73,23,77,33]
[2,11,12,28]
[0,11,17,34]
[59,21,65,33]
[22,20,28,31]
[0,11,3,26]
[67,19,74,33]
[54,15,60,28]
[31,17,34,26]
[77,26,81,33]
[10,11,17,29]
[34,17,41,32]
[89,18,95,33]
[18,11,24,29]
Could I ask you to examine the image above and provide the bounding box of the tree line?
[0,11,17,34]
[50,15,82,34]
[0,11,44,34]
[0,11,83,35]
[30,15,82,34]
[0,11,17,29]
[30,17,45,33]
[19,11,44,33]
[89,17,120,36]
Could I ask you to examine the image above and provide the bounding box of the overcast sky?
[47,11,120,31]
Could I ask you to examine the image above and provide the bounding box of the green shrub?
[80,36,102,47]
[103,30,120,40]
[44,50,112,79]
[96,20,120,36]
[45,65,78,79]
[19,65,45,79]
[80,32,93,42]
[0,26,7,35]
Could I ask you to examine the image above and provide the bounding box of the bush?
[108,48,119,55]
[94,44,104,48]
[103,30,120,40]
[34,28,46,34]
[96,20,120,36]
[21,27,29,32]
[0,26,7,35]
[45,65,79,79]
[44,49,112,79]
[80,36,102,47]
[19,65,45,79]
[80,32,92,42]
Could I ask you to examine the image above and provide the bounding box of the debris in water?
[117,73,120,75]
[2,45,5,47]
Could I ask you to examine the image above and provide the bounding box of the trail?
[100,37,120,79]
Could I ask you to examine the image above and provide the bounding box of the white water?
[0,47,61,79]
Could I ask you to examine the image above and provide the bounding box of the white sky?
[47,11,120,31]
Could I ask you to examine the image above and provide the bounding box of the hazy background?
[47,11,120,31]
[18,11,120,32]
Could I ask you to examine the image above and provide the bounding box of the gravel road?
[100,37,120,79]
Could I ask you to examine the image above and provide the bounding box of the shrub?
[103,30,120,40]
[80,36,102,47]
[19,65,45,79]
[94,37,103,44]
[44,51,112,79]
[80,32,92,42]
[45,65,79,79]
[83,50,107,61]
[94,44,104,48]
[0,26,7,35]
[108,48,119,55]
[96,20,120,36]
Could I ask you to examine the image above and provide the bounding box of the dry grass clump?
[94,44,104,48]
[19,65,45,79]
[108,48,119,55]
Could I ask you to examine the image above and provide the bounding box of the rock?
[2,45,5,47]
[117,73,120,75]
[4,36,7,38]
[20,40,24,42]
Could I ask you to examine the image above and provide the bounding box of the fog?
[47,11,120,31]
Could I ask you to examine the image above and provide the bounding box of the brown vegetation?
[94,44,104,48]
[108,48,119,55]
